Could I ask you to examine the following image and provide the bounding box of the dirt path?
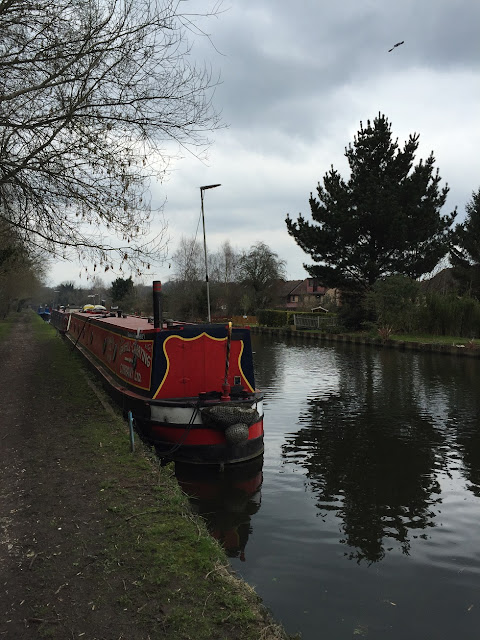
[0,315,128,638]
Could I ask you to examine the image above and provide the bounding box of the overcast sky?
[47,0,480,287]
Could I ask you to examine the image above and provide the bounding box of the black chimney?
[153,281,162,329]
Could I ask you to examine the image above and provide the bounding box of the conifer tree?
[450,188,480,299]
[286,114,456,294]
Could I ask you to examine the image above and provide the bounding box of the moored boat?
[50,282,264,464]
[37,306,51,322]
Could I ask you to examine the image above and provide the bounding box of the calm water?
[176,335,480,640]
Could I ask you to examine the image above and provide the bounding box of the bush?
[417,294,480,337]
[257,309,293,327]
[368,276,420,333]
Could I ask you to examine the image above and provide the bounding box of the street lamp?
[200,184,221,322]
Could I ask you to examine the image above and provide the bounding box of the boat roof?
[72,312,244,335]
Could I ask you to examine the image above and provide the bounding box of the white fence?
[293,314,338,330]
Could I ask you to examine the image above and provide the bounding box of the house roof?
[276,278,328,296]
[420,268,458,293]
[278,280,303,296]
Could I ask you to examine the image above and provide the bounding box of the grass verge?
[0,314,14,341]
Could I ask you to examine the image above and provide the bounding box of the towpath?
[0,313,141,638]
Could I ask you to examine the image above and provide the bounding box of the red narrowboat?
[50,282,264,464]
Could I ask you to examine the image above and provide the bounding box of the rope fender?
[200,404,260,428]
[200,405,261,445]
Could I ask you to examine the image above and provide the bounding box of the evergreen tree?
[450,188,480,299]
[110,276,134,305]
[286,114,456,294]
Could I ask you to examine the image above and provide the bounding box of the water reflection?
[175,457,263,561]
[281,346,467,564]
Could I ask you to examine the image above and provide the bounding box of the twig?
[28,552,42,570]
[125,509,161,522]
[204,564,227,579]
[54,582,68,594]
[202,593,213,617]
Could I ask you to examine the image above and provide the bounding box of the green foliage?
[110,276,134,305]
[416,293,480,337]
[368,275,420,332]
[451,188,480,299]
[337,291,374,331]
[286,113,455,293]
[257,309,294,327]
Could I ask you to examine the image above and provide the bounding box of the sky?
[47,0,480,288]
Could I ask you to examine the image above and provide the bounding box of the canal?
[176,334,480,640]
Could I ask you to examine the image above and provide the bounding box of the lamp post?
[200,183,221,322]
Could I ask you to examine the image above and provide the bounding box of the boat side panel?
[68,314,154,392]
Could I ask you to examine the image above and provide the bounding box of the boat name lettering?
[119,341,151,367]
[132,343,151,368]
[119,363,142,383]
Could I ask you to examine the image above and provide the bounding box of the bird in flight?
[388,41,404,52]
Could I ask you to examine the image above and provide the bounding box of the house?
[276,278,334,311]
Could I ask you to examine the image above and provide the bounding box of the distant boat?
[37,306,51,322]
[50,282,264,465]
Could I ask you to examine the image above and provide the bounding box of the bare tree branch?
[0,0,223,274]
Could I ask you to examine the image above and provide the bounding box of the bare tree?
[171,235,203,282]
[0,0,222,275]
[238,241,286,311]
[209,240,239,283]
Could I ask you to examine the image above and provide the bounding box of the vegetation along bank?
[251,325,480,358]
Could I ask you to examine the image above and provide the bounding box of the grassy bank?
[0,314,14,341]
[4,313,292,640]
[253,324,480,350]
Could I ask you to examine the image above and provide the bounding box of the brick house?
[276,278,334,311]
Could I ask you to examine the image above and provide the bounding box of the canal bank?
[0,313,292,640]
[250,325,480,358]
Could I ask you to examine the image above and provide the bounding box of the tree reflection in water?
[282,347,447,564]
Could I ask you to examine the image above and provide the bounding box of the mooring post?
[128,410,135,453]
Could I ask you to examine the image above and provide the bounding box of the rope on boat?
[224,321,232,386]
[71,315,93,351]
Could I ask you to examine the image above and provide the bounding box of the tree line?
[32,239,287,321]
[166,239,286,320]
